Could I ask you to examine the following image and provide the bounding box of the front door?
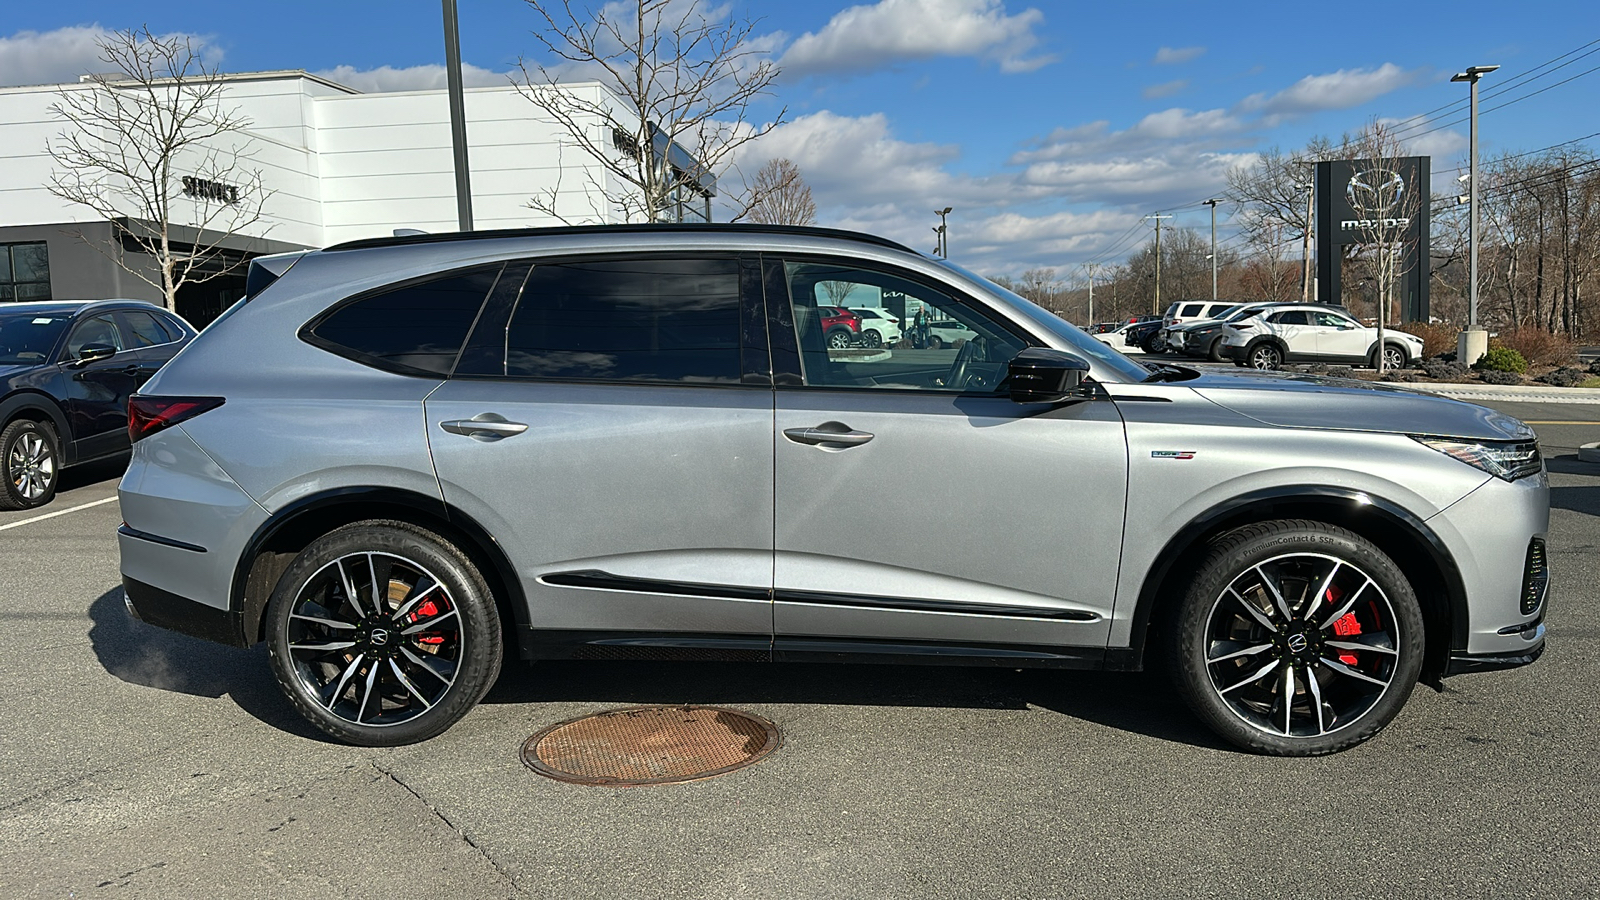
[427,255,776,644]
[1312,310,1370,361]
[766,258,1127,658]
[59,311,139,462]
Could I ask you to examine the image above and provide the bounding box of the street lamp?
[442,0,473,231]
[1202,198,1220,301]
[934,207,952,257]
[1452,63,1498,365]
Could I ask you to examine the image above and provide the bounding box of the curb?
[1395,382,1600,405]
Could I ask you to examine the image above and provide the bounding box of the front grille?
[1521,537,1548,616]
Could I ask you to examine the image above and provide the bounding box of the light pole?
[1082,262,1100,323]
[1203,198,1220,301]
[1452,64,1498,365]
[442,0,474,231]
[1298,183,1314,303]
[934,207,952,257]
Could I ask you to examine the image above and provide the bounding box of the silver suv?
[119,224,1549,755]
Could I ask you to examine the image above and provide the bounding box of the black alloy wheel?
[1169,519,1423,755]
[266,520,502,745]
[862,329,884,348]
[0,418,60,511]
[1249,344,1283,369]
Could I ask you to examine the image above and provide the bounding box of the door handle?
[440,413,528,441]
[122,364,141,375]
[783,423,874,449]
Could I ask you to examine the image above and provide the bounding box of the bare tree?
[739,158,816,225]
[1345,121,1424,372]
[46,27,271,310]
[516,0,785,224]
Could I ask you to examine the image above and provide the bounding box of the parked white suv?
[849,307,903,348]
[1220,304,1425,370]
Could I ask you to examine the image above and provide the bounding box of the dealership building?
[0,70,712,326]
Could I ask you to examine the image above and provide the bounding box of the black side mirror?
[1007,348,1091,404]
[73,343,117,366]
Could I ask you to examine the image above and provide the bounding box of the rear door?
[1264,309,1314,359]
[427,255,776,644]
[767,257,1125,658]
[114,309,180,387]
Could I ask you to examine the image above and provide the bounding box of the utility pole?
[934,207,953,258]
[1452,64,1498,364]
[1203,199,1220,301]
[442,0,474,231]
[1083,262,1100,323]
[1144,213,1172,315]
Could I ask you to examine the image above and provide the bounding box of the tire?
[826,329,853,349]
[862,329,884,349]
[1369,343,1407,371]
[927,335,944,350]
[265,520,503,746]
[1206,337,1226,363]
[1,418,61,511]
[1248,343,1282,369]
[1139,337,1156,354]
[1167,519,1424,755]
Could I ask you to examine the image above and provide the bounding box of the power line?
[1399,62,1600,144]
[1388,39,1600,140]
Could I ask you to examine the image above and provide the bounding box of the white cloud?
[0,24,221,87]
[1153,46,1205,65]
[1241,63,1423,115]
[1142,79,1187,99]
[780,0,1053,78]
[315,63,509,93]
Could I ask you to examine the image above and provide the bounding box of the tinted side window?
[1180,304,1204,317]
[64,313,124,357]
[310,266,500,376]
[500,257,741,383]
[1269,310,1310,325]
[119,311,171,347]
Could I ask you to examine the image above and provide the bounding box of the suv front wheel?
[1,418,60,511]
[265,520,503,746]
[1168,519,1424,755]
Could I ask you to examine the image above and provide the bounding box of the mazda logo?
[1347,168,1406,216]
[370,629,391,646]
[1286,633,1309,654]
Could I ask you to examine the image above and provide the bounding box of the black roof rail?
[323,222,915,254]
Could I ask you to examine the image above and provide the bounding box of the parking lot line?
[0,496,119,532]
[1523,421,1600,425]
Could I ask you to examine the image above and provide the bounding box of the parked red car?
[818,306,862,348]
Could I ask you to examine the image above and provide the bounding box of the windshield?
[0,312,72,365]
[931,259,1152,383]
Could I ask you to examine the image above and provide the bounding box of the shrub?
[1537,366,1589,388]
[1420,358,1472,380]
[1380,371,1421,383]
[1394,322,1459,360]
[1497,328,1578,368]
[1474,346,1529,374]
[1480,370,1523,385]
[1325,366,1355,379]
[1588,359,1600,376]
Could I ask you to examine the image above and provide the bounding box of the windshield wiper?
[1142,362,1199,383]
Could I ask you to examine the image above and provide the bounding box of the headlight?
[1413,436,1542,481]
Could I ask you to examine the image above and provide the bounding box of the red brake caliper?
[409,599,445,646]
[1325,584,1360,665]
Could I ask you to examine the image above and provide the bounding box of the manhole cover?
[521,705,780,786]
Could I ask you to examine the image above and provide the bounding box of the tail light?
[129,395,225,443]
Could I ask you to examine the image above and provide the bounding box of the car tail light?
[129,395,225,443]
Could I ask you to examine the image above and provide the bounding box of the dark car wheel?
[1168,519,1424,756]
[1248,344,1282,369]
[1,418,60,511]
[1206,337,1226,362]
[266,520,503,746]
[827,329,853,349]
[927,335,944,350]
[862,329,884,348]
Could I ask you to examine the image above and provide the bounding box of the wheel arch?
[1,391,73,464]
[1243,335,1288,361]
[1115,486,1465,683]
[231,486,531,655]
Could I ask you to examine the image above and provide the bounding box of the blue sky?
[2,1,1595,276]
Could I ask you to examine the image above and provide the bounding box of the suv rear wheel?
[1248,343,1282,369]
[1,418,60,511]
[1168,519,1424,755]
[265,520,503,746]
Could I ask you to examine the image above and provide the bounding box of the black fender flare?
[229,486,531,650]
[1111,486,1468,677]
[0,391,74,465]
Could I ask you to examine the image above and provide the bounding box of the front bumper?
[1447,633,1545,675]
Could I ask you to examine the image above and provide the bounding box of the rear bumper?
[1219,342,1243,360]
[123,575,247,647]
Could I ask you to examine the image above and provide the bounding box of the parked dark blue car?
[1,300,195,510]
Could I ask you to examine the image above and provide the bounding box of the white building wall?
[0,72,641,249]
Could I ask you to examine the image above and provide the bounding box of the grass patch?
[1580,376,1600,389]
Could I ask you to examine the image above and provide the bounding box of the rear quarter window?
[306,265,500,376]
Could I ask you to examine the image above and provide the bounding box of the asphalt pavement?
[3,402,1598,899]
